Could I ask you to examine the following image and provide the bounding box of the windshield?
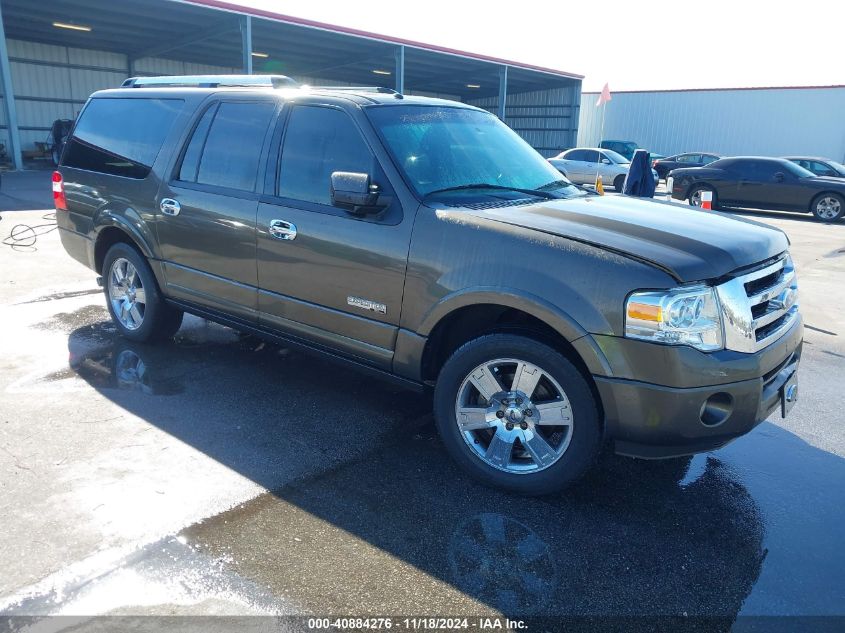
[602,149,629,164]
[366,105,583,199]
[830,161,845,176]
[782,161,816,178]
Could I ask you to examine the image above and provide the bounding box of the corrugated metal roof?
[178,0,584,80]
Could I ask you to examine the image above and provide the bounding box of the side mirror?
[774,172,785,183]
[330,171,384,214]
[601,158,611,165]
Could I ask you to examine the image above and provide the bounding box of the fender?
[416,286,613,376]
[93,207,158,261]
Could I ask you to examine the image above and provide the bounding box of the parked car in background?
[600,139,639,160]
[783,156,845,179]
[654,153,720,180]
[668,156,845,222]
[549,148,658,191]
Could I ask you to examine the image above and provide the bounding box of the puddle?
[32,305,110,334]
[16,288,102,305]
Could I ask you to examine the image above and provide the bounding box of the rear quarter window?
[62,97,184,179]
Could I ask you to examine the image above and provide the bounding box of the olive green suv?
[55,75,802,494]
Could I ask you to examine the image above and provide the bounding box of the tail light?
[52,171,67,211]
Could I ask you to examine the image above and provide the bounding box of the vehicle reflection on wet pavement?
[4,305,844,625]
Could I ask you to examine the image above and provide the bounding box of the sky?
[236,0,844,92]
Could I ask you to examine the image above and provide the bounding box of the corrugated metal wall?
[0,38,236,153]
[0,37,581,159]
[468,84,581,157]
[578,87,845,161]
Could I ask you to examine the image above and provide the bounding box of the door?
[723,160,768,207]
[597,151,619,182]
[581,149,602,185]
[561,149,587,182]
[156,100,277,320]
[256,104,413,368]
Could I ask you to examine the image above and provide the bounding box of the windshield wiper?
[423,183,557,200]
[537,179,592,195]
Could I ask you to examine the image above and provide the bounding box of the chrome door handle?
[160,198,181,216]
[269,219,297,241]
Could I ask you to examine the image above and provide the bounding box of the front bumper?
[592,315,803,458]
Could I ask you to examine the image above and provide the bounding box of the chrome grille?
[716,254,799,353]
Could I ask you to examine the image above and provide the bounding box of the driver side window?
[278,106,374,206]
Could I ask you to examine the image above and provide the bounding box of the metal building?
[578,86,845,162]
[0,0,582,170]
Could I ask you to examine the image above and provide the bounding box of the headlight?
[625,285,724,351]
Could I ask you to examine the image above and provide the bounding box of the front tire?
[433,334,601,495]
[811,193,844,222]
[613,175,626,192]
[103,242,183,343]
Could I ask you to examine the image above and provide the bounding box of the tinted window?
[63,97,183,178]
[196,102,275,192]
[564,149,586,161]
[601,149,629,164]
[582,150,601,163]
[178,104,216,182]
[278,106,374,205]
[677,154,700,163]
[810,161,836,176]
[701,154,718,165]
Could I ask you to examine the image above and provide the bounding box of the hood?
[468,195,789,282]
[809,175,845,184]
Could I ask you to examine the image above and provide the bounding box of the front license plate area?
[781,372,798,418]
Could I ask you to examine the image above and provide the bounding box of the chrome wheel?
[690,188,703,206]
[815,196,841,220]
[454,358,574,474]
[108,257,146,331]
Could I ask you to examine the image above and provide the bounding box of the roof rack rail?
[122,75,299,89]
[307,85,404,98]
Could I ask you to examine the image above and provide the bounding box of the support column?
[241,15,253,74]
[0,2,23,170]
[497,65,508,121]
[394,45,405,94]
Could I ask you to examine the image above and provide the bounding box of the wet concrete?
[1,198,844,623]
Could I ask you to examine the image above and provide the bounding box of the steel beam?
[241,15,253,74]
[395,45,405,94]
[498,65,508,121]
[129,21,237,62]
[0,2,22,170]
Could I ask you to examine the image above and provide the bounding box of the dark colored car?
[55,76,802,495]
[654,152,720,180]
[783,156,845,179]
[669,156,845,222]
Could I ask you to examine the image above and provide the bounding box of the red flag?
[595,83,611,107]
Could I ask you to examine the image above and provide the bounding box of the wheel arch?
[93,212,155,274]
[418,292,610,414]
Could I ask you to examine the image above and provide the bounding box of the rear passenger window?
[63,97,183,179]
[187,102,275,192]
[178,105,216,182]
[278,106,374,205]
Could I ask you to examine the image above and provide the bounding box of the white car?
[548,148,658,192]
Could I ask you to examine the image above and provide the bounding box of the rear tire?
[688,185,717,209]
[811,193,844,222]
[102,242,183,343]
[613,175,626,192]
[433,334,601,495]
